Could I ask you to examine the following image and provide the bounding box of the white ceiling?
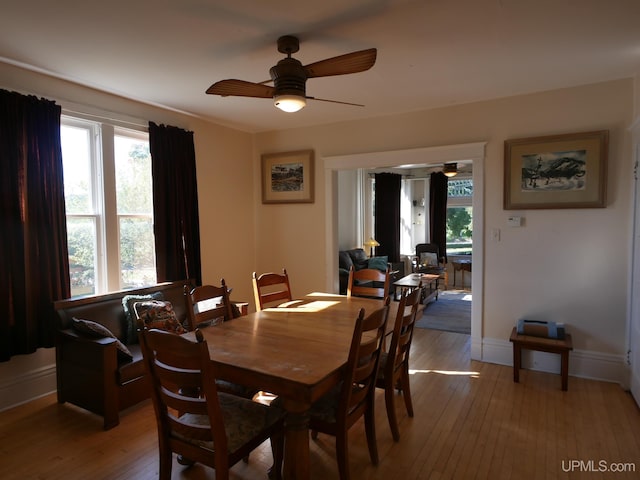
[2,0,640,133]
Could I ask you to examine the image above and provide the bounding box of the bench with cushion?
[54,280,192,429]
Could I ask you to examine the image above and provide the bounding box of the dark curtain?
[0,89,70,362]
[429,171,449,263]
[374,173,401,263]
[148,122,202,286]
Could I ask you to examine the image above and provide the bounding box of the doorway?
[324,142,486,360]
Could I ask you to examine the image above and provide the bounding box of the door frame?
[324,142,486,360]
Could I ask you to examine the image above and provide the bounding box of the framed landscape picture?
[261,149,314,204]
[504,130,608,209]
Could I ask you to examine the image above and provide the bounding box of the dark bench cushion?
[117,344,145,384]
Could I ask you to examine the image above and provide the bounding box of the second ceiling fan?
[206,35,377,112]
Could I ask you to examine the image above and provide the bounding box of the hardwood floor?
[1,328,639,479]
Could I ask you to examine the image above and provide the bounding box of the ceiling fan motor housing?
[270,57,307,97]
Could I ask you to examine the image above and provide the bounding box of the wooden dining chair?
[346,265,390,299]
[183,280,235,331]
[252,268,293,311]
[307,297,391,480]
[138,327,285,480]
[184,280,258,400]
[376,285,422,441]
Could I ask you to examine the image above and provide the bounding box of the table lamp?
[363,237,380,257]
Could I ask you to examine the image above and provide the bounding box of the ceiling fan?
[206,35,377,112]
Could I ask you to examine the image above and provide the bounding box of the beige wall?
[254,79,634,380]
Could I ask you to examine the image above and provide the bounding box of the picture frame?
[261,149,315,204]
[504,130,608,209]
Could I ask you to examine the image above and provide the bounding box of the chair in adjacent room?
[412,243,448,290]
[184,280,257,399]
[308,298,390,480]
[138,327,285,480]
[346,265,390,299]
[252,268,293,311]
[376,286,422,441]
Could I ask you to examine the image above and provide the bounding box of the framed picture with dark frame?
[504,130,608,209]
[261,149,314,204]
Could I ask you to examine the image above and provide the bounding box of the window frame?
[61,115,155,296]
[446,176,473,256]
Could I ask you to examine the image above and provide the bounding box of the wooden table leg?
[512,343,521,383]
[282,400,311,480]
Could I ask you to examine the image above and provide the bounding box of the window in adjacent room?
[61,116,156,297]
[446,177,473,255]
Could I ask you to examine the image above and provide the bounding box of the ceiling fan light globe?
[443,163,458,177]
[274,94,306,112]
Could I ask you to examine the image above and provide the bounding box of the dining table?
[188,292,392,480]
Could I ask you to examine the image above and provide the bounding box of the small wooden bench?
[509,326,573,391]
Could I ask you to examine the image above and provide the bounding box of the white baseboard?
[0,363,57,412]
[481,336,628,386]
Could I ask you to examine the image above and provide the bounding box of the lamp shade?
[363,237,380,257]
[363,237,380,248]
[443,163,457,177]
[274,94,306,112]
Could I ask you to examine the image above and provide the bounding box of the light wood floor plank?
[1,328,639,479]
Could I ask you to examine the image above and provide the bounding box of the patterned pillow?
[71,317,133,362]
[134,300,186,334]
[122,292,164,344]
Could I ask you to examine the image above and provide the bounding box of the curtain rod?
[61,103,148,130]
[367,172,414,178]
[0,78,149,130]
[367,172,429,179]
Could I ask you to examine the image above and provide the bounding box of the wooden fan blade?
[304,48,377,78]
[307,96,365,107]
[206,79,274,98]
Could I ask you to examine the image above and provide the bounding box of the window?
[61,116,156,297]
[446,178,473,255]
[364,170,473,257]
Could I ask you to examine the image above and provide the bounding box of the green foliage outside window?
[446,207,472,254]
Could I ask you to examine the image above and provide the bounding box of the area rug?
[415,290,471,334]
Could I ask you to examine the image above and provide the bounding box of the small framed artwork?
[261,149,314,204]
[504,130,608,209]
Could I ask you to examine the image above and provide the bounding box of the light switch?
[491,228,501,242]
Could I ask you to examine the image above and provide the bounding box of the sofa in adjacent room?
[338,248,404,294]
